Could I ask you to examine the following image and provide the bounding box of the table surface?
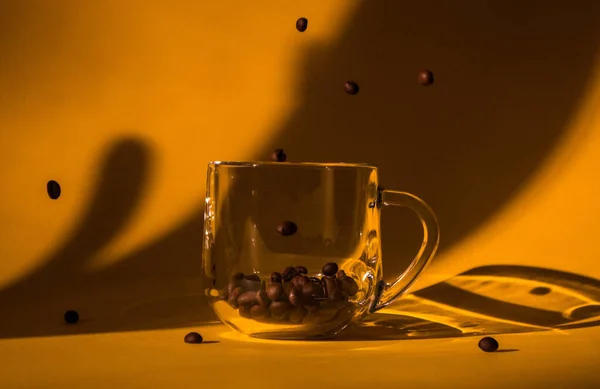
[2,305,599,389]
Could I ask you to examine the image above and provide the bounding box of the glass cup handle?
[370,189,440,312]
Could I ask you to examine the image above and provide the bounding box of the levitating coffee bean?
[291,275,310,286]
[64,310,79,324]
[270,272,283,283]
[256,289,271,307]
[478,337,499,352]
[277,221,298,236]
[237,291,258,306]
[282,266,298,282]
[339,276,359,297]
[228,287,243,308]
[288,286,304,307]
[418,69,434,86]
[289,307,307,323]
[244,274,261,282]
[344,81,359,95]
[296,17,308,32]
[336,270,346,278]
[184,332,203,344]
[271,148,287,162]
[322,262,339,277]
[295,266,308,274]
[269,301,292,320]
[251,305,270,319]
[239,304,253,318]
[266,283,285,301]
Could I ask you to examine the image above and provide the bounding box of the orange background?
[1,1,599,388]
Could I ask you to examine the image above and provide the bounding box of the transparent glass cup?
[202,161,440,340]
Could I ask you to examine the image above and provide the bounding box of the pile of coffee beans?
[221,262,359,325]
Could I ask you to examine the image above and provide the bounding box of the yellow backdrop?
[1,1,599,388]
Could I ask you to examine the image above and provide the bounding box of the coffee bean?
[289,286,304,307]
[251,305,270,319]
[232,272,245,281]
[295,266,308,274]
[336,270,346,278]
[289,307,307,323]
[47,180,61,200]
[270,272,283,283]
[269,301,292,320]
[296,17,308,32]
[282,266,298,281]
[64,310,79,324]
[418,69,434,86]
[308,276,321,283]
[184,332,203,344]
[256,289,271,307]
[344,81,359,95]
[237,291,258,306]
[277,221,298,236]
[291,275,310,286]
[302,282,324,298]
[271,148,287,162]
[244,274,261,282]
[283,281,293,295]
[228,287,243,308]
[322,262,339,277]
[478,337,499,352]
[266,283,285,301]
[339,276,359,297]
[239,304,253,318]
[329,289,349,307]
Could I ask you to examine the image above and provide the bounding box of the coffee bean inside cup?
[221,262,361,325]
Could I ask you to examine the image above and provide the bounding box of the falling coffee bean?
[270,272,283,283]
[266,283,285,301]
[277,221,298,236]
[282,266,298,281]
[295,266,308,274]
[64,310,79,324]
[478,337,499,352]
[47,180,61,200]
[184,332,203,344]
[418,69,434,86]
[296,17,308,32]
[344,81,359,95]
[271,148,287,162]
[322,262,339,277]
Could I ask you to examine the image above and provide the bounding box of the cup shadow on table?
[335,265,600,341]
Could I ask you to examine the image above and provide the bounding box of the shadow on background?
[1,0,600,339]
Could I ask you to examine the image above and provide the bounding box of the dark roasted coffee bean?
[289,286,304,307]
[269,301,292,320]
[339,276,359,297]
[323,276,338,297]
[282,266,298,281]
[322,262,339,277]
[296,17,308,32]
[232,272,245,281]
[418,69,434,86]
[291,275,310,286]
[256,289,271,307]
[308,277,321,283]
[478,337,499,352]
[270,272,283,283]
[283,281,293,295]
[302,282,324,298]
[329,289,349,304]
[271,148,287,162]
[239,304,253,318]
[244,274,261,282]
[184,332,203,344]
[295,266,308,274]
[266,283,285,301]
[336,270,346,278]
[344,81,359,95]
[228,287,243,308]
[277,221,298,236]
[251,305,270,319]
[237,291,258,306]
[47,180,62,200]
[64,310,79,324]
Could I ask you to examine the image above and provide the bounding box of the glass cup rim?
[209,160,377,169]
